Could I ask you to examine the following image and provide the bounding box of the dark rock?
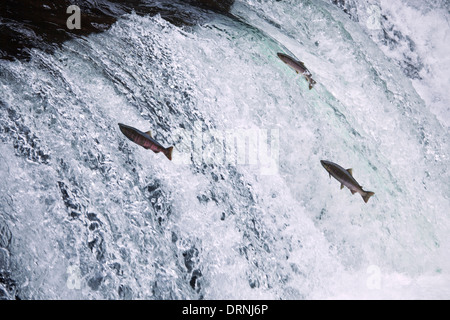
[0,0,235,61]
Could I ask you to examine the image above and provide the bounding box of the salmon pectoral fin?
[362,191,375,203]
[164,146,174,161]
[340,184,344,190]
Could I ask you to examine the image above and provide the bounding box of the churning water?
[0,0,449,299]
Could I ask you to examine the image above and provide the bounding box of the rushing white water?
[0,0,449,299]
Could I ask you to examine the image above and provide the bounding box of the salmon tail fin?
[362,191,375,203]
[164,146,174,161]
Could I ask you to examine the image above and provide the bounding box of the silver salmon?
[119,123,173,161]
[277,52,316,90]
[321,160,375,203]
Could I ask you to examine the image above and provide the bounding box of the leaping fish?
[119,123,173,161]
[277,52,316,90]
[321,160,375,203]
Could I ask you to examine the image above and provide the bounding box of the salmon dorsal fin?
[346,168,353,176]
[145,130,152,137]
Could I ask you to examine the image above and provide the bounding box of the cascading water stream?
[0,0,448,299]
